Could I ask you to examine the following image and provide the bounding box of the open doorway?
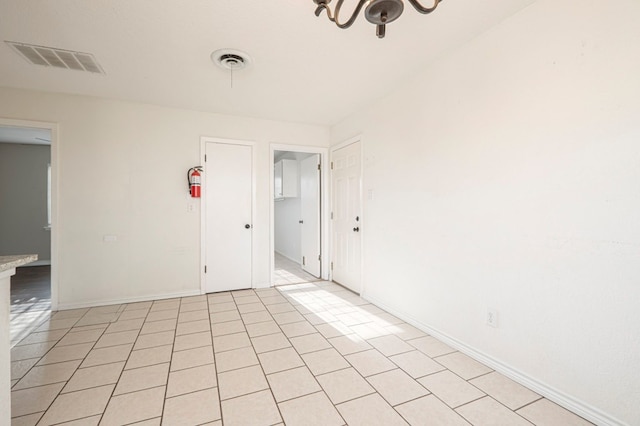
[271,146,328,286]
[0,124,54,345]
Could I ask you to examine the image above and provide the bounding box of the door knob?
[245,224,251,229]
[353,227,360,232]
[299,220,304,224]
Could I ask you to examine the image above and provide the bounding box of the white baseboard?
[274,250,300,265]
[363,293,627,426]
[57,289,202,311]
[253,280,273,289]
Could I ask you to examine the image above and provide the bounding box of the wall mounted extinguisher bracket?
[188,166,203,198]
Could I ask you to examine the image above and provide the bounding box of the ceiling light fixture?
[211,49,251,88]
[313,0,443,38]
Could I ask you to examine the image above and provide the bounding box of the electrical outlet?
[487,308,498,328]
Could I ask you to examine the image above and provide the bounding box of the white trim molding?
[57,290,202,311]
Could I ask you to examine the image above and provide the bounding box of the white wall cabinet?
[274,159,298,199]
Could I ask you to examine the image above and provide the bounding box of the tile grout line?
[207,292,226,424]
[95,302,154,425]
[12,282,592,426]
[157,297,183,423]
[512,395,546,413]
[235,289,286,424]
[281,283,449,423]
[12,308,116,422]
[454,394,541,425]
[11,317,81,390]
[271,285,350,425]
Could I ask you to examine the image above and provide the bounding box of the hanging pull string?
[214,52,247,89]
[224,55,242,88]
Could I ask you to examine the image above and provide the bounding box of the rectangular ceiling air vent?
[5,41,105,74]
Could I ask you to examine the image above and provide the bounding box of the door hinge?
[331,161,334,170]
[204,154,207,162]
[318,255,321,261]
[204,265,207,273]
[331,212,334,220]
[302,256,306,266]
[317,164,321,171]
[331,262,334,270]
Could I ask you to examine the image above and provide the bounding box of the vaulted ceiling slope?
[0,0,534,126]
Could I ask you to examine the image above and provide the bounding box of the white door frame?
[200,136,256,294]
[329,135,364,294]
[0,118,59,310]
[269,144,329,284]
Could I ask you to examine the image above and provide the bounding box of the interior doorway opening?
[271,146,328,286]
[0,124,54,346]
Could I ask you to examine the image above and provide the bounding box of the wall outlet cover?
[487,308,498,328]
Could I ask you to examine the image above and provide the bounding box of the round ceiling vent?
[211,49,252,71]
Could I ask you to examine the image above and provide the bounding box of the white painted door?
[205,141,252,292]
[300,154,321,277]
[331,141,361,292]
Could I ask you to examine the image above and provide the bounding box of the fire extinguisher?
[188,166,203,198]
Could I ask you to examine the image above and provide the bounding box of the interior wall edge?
[363,293,628,426]
[252,280,272,290]
[274,250,299,264]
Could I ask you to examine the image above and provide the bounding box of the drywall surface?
[274,154,306,262]
[0,87,329,307]
[274,197,301,262]
[331,0,640,424]
[0,143,51,261]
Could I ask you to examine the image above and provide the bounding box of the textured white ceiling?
[0,0,534,126]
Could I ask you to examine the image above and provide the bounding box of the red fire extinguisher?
[188,166,203,198]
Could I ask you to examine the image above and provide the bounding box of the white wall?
[274,197,301,262]
[0,86,329,308]
[274,152,303,261]
[0,143,51,262]
[331,1,640,425]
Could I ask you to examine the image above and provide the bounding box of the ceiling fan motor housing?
[365,0,405,25]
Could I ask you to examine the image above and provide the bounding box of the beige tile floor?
[10,266,51,347]
[273,254,320,286]
[10,281,594,425]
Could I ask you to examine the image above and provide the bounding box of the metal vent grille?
[5,41,105,74]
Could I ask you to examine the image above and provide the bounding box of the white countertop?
[0,255,38,273]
